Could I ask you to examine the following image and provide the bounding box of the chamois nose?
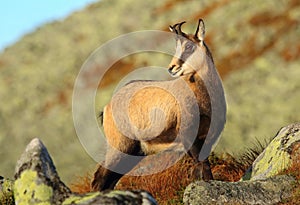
[168,65,175,72]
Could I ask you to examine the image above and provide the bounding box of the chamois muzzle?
[168,64,183,77]
[168,65,175,72]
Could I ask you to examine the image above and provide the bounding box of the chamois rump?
[91,19,226,191]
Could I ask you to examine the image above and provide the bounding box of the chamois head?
[168,19,213,77]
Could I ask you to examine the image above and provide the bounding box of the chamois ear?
[195,19,205,42]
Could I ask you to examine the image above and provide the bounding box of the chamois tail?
[98,111,104,125]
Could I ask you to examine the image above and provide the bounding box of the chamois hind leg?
[91,104,144,191]
[91,136,143,191]
[91,162,120,191]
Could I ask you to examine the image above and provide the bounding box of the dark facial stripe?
[176,38,213,67]
[178,40,196,65]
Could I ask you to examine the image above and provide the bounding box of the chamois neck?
[181,72,203,86]
[179,49,216,88]
[189,74,196,83]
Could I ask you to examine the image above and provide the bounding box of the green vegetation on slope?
[0,0,299,183]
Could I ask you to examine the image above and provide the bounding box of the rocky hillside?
[0,0,299,184]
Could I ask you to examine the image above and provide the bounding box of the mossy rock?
[250,123,300,180]
[14,170,53,205]
[63,190,157,205]
[184,175,296,205]
[14,138,71,204]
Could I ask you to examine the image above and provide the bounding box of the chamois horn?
[176,21,186,35]
[169,21,186,35]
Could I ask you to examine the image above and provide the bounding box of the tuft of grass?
[211,138,268,182]
[210,152,245,182]
[116,155,197,204]
[69,173,92,194]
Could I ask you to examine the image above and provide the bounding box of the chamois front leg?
[186,115,213,181]
[187,137,213,182]
[183,134,214,181]
[191,157,213,181]
[202,157,213,180]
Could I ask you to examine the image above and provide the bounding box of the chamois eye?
[185,43,194,50]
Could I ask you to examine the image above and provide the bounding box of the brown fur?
[91,19,226,191]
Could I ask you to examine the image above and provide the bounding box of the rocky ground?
[1,122,300,204]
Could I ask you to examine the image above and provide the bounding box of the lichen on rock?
[183,175,296,205]
[63,190,157,205]
[250,122,300,180]
[14,138,71,204]
[62,192,101,205]
[14,170,53,205]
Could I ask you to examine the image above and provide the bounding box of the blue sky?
[0,0,99,51]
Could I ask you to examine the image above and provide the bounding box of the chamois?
[91,19,226,191]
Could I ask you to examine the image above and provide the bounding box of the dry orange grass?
[69,142,300,204]
[116,155,197,204]
[71,140,294,204]
[69,152,252,204]
[69,173,92,194]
